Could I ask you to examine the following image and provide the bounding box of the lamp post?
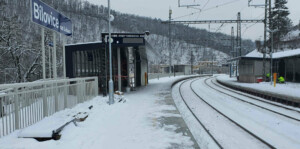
[108,0,114,105]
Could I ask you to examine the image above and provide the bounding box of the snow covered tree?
[270,0,293,48]
[0,15,41,83]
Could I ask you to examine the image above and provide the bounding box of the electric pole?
[169,8,172,77]
[191,49,193,74]
[231,26,235,77]
[263,0,268,81]
[237,12,242,56]
[269,0,273,84]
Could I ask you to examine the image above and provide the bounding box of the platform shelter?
[65,33,148,95]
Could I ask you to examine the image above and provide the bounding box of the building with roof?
[229,48,300,83]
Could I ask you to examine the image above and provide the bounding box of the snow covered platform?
[0,76,200,149]
[217,75,300,107]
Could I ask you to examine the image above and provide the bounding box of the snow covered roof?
[245,49,300,59]
[66,41,102,46]
[245,49,265,58]
[282,29,300,41]
[272,48,300,58]
[228,48,300,62]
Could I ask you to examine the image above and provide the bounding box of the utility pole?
[191,49,193,74]
[269,0,273,85]
[231,26,234,77]
[235,12,241,77]
[263,0,268,81]
[169,8,172,77]
[208,24,213,75]
[237,12,242,57]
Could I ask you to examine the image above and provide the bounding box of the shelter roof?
[228,48,300,62]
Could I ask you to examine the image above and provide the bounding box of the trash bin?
[126,87,131,93]
[256,77,263,83]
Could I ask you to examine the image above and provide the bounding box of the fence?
[0,77,98,138]
[148,73,185,80]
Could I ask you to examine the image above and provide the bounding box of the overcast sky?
[87,0,300,41]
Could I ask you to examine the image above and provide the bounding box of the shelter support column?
[293,58,296,82]
[118,48,121,91]
[284,59,287,79]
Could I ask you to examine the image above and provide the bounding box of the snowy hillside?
[146,34,229,65]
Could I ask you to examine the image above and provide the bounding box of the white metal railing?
[148,72,185,80]
[0,77,98,138]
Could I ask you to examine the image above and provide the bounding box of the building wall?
[254,61,270,76]
[239,60,254,75]
[184,66,192,75]
[238,59,270,83]
[284,57,300,82]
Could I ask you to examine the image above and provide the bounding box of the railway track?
[178,77,275,149]
[178,78,223,149]
[204,77,300,122]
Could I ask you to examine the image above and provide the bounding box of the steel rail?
[206,78,300,122]
[214,79,300,113]
[190,77,275,149]
[178,78,223,149]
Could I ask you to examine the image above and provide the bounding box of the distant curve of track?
[178,77,274,149]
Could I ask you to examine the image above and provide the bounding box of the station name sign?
[31,0,72,36]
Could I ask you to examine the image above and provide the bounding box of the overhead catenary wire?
[173,0,241,20]
[195,0,210,19]
[242,12,265,35]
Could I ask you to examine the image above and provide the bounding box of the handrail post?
[83,79,86,102]
[43,84,48,117]
[76,80,81,104]
[95,77,99,96]
[54,82,58,112]
[14,88,19,130]
[64,81,68,109]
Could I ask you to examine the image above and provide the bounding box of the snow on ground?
[217,75,300,98]
[192,77,300,149]
[172,82,220,149]
[0,76,196,149]
[172,79,268,149]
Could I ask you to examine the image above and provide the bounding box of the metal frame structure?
[161,19,264,25]
[248,0,266,7]
[162,13,265,78]
[162,16,264,58]
[178,0,200,8]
